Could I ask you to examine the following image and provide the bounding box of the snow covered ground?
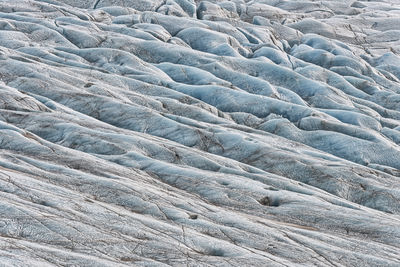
[0,0,400,265]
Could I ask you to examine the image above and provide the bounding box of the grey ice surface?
[0,0,400,266]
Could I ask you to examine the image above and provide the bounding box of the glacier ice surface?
[0,0,400,266]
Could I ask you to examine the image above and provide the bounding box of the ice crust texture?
[0,0,400,266]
